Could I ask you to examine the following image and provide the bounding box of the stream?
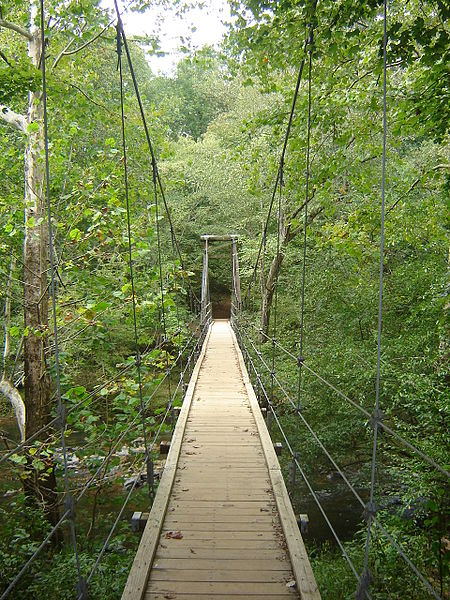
[1,414,366,546]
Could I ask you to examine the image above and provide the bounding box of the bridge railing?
[0,304,212,600]
[231,304,448,600]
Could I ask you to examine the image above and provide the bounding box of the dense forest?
[0,0,448,598]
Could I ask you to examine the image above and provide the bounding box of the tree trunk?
[260,204,322,340]
[22,16,61,537]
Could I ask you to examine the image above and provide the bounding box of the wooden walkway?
[122,320,320,600]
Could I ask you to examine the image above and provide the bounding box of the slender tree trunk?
[22,13,61,537]
[260,205,322,340]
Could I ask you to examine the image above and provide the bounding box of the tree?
[0,0,113,527]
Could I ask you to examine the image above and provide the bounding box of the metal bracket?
[64,494,77,521]
[146,458,154,500]
[363,500,377,522]
[369,408,385,429]
[131,511,149,533]
[297,513,309,534]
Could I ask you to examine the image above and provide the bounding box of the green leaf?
[27,122,39,133]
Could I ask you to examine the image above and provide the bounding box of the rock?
[116,445,129,457]
[123,473,146,491]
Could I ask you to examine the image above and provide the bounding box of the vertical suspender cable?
[152,165,173,417]
[357,1,388,597]
[39,0,85,596]
[244,3,317,305]
[153,157,168,340]
[116,24,152,498]
[269,161,283,427]
[291,27,313,496]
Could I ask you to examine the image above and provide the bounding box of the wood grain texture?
[120,325,212,600]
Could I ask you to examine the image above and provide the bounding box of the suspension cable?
[0,321,207,599]
[237,323,442,600]
[268,162,283,423]
[359,4,388,595]
[16,3,86,598]
[117,26,152,501]
[0,314,203,467]
[292,24,314,495]
[113,0,198,311]
[244,9,316,303]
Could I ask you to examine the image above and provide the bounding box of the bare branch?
[51,35,78,71]
[0,105,27,133]
[68,82,114,115]
[52,23,110,70]
[0,19,32,41]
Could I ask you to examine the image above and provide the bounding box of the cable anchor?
[76,577,88,600]
[355,567,370,600]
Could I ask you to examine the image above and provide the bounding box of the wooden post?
[232,236,241,315]
[201,238,209,324]
[200,234,240,323]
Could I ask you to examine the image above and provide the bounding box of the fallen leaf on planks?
[165,531,183,539]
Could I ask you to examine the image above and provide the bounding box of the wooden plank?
[159,529,282,540]
[161,522,278,532]
[121,325,213,600]
[145,582,297,596]
[152,558,291,571]
[155,548,287,559]
[166,500,276,509]
[164,514,276,523]
[147,595,294,600]
[150,569,293,582]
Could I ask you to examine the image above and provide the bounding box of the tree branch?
[0,19,32,41]
[387,164,450,214]
[52,23,110,70]
[0,105,27,133]
[0,49,12,66]
[68,82,114,115]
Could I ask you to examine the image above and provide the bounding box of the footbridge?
[2,2,447,599]
[122,320,319,600]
